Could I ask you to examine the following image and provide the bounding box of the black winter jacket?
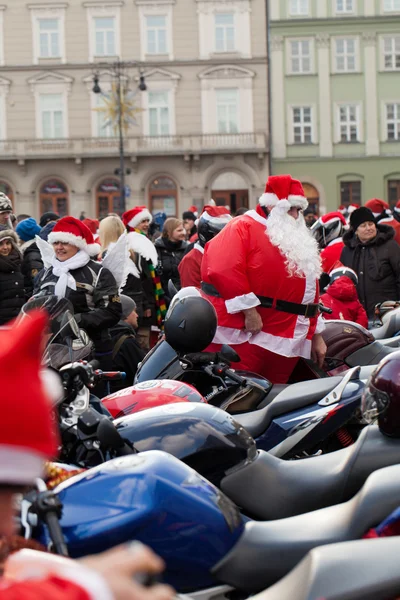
[155,238,188,301]
[109,320,146,392]
[341,224,400,318]
[0,249,26,325]
[20,240,43,297]
[33,260,121,351]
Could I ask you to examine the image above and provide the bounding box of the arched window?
[211,172,249,213]
[0,181,14,205]
[149,176,177,216]
[40,179,69,216]
[302,182,320,215]
[96,178,123,219]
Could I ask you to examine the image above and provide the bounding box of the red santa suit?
[179,243,203,288]
[321,238,345,273]
[201,175,324,383]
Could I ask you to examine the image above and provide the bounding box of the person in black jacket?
[0,229,26,324]
[15,218,42,297]
[34,216,121,369]
[341,206,400,319]
[109,295,146,393]
[155,218,187,302]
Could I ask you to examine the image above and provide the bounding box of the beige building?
[0,0,269,220]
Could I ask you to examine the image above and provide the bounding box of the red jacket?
[320,239,344,273]
[320,276,368,328]
[178,244,203,288]
[0,577,92,600]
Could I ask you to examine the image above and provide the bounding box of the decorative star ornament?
[93,82,144,134]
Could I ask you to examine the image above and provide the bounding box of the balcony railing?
[0,132,268,160]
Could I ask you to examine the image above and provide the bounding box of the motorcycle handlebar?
[44,511,69,557]
[94,370,126,381]
[185,352,231,365]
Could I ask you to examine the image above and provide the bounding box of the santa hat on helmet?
[0,311,59,485]
[394,199,400,214]
[200,205,231,221]
[122,206,152,231]
[188,205,199,218]
[259,174,308,212]
[48,216,100,256]
[319,211,347,227]
[365,198,391,218]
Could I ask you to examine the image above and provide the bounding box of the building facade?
[0,0,269,220]
[270,0,400,214]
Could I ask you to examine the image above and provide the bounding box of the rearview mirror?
[97,418,125,450]
[220,344,240,363]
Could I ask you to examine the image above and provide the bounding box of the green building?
[269,0,400,214]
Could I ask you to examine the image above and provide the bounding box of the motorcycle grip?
[185,352,219,365]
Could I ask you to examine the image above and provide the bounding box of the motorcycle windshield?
[135,339,184,383]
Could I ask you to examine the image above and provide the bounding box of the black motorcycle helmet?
[361,350,400,437]
[197,208,232,247]
[164,287,217,353]
[311,213,346,250]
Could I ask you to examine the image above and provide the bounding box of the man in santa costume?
[365,198,400,244]
[311,211,347,273]
[122,206,166,349]
[0,310,174,600]
[179,206,231,288]
[201,174,326,383]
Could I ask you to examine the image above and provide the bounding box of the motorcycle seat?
[234,377,343,439]
[213,464,400,592]
[346,340,396,368]
[371,309,400,339]
[220,425,400,522]
[246,537,400,599]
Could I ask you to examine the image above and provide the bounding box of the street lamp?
[92,61,146,213]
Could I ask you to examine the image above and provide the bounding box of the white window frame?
[331,37,359,73]
[286,38,314,75]
[380,35,400,71]
[335,0,356,14]
[383,101,400,141]
[214,12,236,53]
[288,0,309,16]
[0,78,10,140]
[147,90,171,136]
[39,93,65,139]
[29,4,67,65]
[145,15,168,55]
[215,88,239,134]
[196,0,251,60]
[93,88,115,138]
[287,104,317,145]
[28,74,72,139]
[138,1,174,61]
[84,1,122,62]
[0,7,5,66]
[199,65,254,134]
[383,0,400,13]
[334,103,362,143]
[140,69,180,137]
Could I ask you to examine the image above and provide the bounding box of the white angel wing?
[35,235,55,269]
[103,233,131,293]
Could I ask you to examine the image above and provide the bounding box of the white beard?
[266,207,322,280]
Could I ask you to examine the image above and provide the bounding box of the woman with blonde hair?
[99,215,144,319]
[155,217,187,302]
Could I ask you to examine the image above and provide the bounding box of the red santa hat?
[347,203,360,215]
[319,212,347,227]
[259,174,308,211]
[48,216,100,256]
[82,217,99,234]
[200,205,232,222]
[365,198,391,218]
[188,205,199,218]
[394,199,400,214]
[0,311,59,485]
[122,206,153,231]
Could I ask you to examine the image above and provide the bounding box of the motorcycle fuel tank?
[42,451,244,591]
[115,402,257,486]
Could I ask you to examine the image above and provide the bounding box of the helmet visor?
[361,381,390,424]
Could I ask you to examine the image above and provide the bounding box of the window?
[40,179,69,216]
[94,93,114,138]
[40,94,64,139]
[148,91,170,136]
[388,180,400,209]
[216,88,239,134]
[386,103,400,140]
[96,179,122,218]
[288,0,309,16]
[335,0,354,13]
[338,105,360,142]
[334,38,356,72]
[292,106,313,143]
[340,181,361,206]
[384,0,400,11]
[149,176,177,216]
[289,40,311,73]
[145,16,167,55]
[94,17,116,56]
[39,19,60,57]
[215,13,235,52]
[383,36,400,70]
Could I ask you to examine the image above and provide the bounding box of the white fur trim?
[259,192,279,207]
[201,211,232,223]
[315,315,326,334]
[327,237,344,247]
[127,231,158,266]
[194,242,204,254]
[288,195,308,209]
[48,231,99,256]
[212,326,312,359]
[225,292,261,314]
[394,207,400,213]
[128,209,153,230]
[0,445,45,484]
[246,209,268,226]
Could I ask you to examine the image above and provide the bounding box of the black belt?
[201,282,321,318]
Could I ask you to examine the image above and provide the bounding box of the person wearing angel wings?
[34,216,121,376]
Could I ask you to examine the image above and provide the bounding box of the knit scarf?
[134,228,167,327]
[52,250,91,298]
